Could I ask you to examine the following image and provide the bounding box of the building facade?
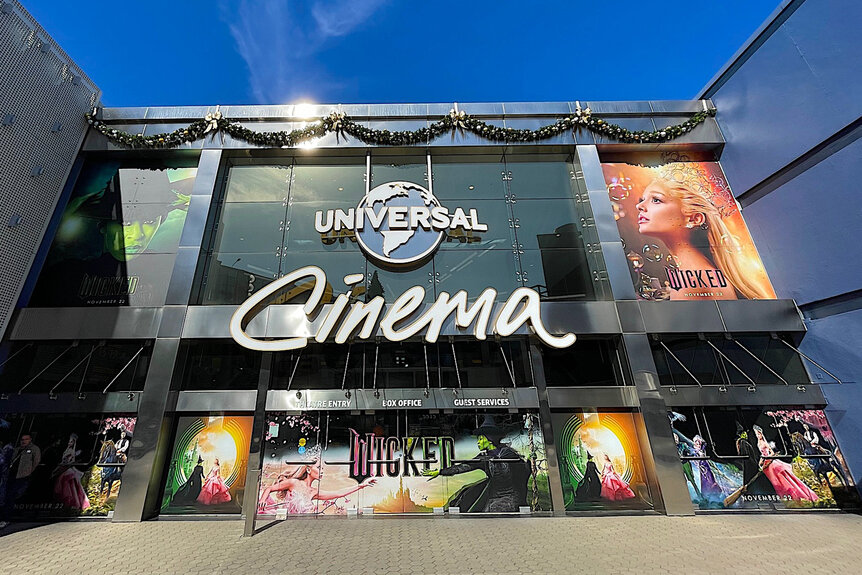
[0,97,857,531]
[700,0,862,481]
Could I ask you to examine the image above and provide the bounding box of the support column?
[113,149,223,522]
[112,337,180,521]
[243,352,273,537]
[530,343,567,517]
[622,333,693,515]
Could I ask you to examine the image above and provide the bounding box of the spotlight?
[0,393,8,400]
[452,389,459,397]
[718,385,728,393]
[747,385,757,393]
[373,389,380,399]
[797,385,807,393]
[77,392,87,401]
[669,386,678,394]
[295,390,302,399]
[127,392,135,401]
[423,388,430,398]
[344,390,351,399]
[48,392,57,400]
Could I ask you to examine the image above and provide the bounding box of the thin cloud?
[220,0,388,103]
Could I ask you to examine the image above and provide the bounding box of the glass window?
[371,155,427,187]
[519,249,598,301]
[436,199,515,251]
[200,252,279,305]
[433,249,519,302]
[177,340,261,390]
[0,341,150,394]
[211,202,286,254]
[541,340,621,386]
[288,163,366,203]
[505,158,576,199]
[431,160,507,201]
[285,200,363,253]
[223,165,291,203]
[278,251,367,305]
[367,258,435,303]
[511,198,588,251]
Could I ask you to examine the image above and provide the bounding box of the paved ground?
[2,513,861,574]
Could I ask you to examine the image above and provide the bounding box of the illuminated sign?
[314,181,486,265]
[229,266,576,350]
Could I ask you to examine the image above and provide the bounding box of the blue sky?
[27,0,779,106]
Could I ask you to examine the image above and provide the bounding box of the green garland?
[86,105,716,149]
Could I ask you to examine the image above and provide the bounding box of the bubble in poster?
[602,162,775,301]
[30,162,197,307]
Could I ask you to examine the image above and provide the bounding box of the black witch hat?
[197,456,204,464]
[473,415,508,445]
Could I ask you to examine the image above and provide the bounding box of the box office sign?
[265,388,541,411]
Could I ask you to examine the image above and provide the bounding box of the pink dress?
[600,461,636,501]
[197,464,232,505]
[54,467,91,510]
[759,444,818,502]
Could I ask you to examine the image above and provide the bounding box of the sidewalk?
[2,513,860,574]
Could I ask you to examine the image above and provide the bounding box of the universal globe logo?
[314,181,487,265]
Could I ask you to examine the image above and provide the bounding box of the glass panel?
[272,344,365,390]
[366,259,435,304]
[211,202,285,254]
[512,198,588,251]
[436,199,515,251]
[519,249,598,301]
[201,252,279,305]
[278,251,366,305]
[541,340,620,386]
[285,200,364,253]
[223,165,291,203]
[0,341,149,394]
[506,159,576,199]
[371,155,427,187]
[433,249,519,302]
[431,160,507,201]
[178,341,262,390]
[288,163,366,203]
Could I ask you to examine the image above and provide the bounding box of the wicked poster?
[669,407,856,510]
[552,411,653,511]
[161,416,253,515]
[0,414,136,519]
[30,161,196,307]
[258,411,550,515]
[602,161,775,301]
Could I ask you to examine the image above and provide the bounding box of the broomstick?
[724,461,771,507]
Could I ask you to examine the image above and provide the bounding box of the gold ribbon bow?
[448,109,469,131]
[203,111,223,134]
[329,112,346,139]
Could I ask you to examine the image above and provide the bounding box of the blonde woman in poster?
[753,426,818,502]
[197,458,231,505]
[605,162,775,301]
[53,433,91,510]
[600,453,635,501]
[257,458,377,514]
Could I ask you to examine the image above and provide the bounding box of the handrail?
[775,337,842,384]
[18,343,77,394]
[659,342,703,387]
[102,346,144,394]
[731,338,788,385]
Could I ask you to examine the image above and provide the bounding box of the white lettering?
[388,206,409,229]
[430,206,450,230]
[365,206,386,229]
[469,209,488,232]
[333,208,354,231]
[229,268,575,351]
[314,210,334,233]
[409,206,432,230]
[449,207,470,229]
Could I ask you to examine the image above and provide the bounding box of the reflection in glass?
[432,161,507,201]
[201,252,279,305]
[223,166,291,203]
[212,202,286,254]
[289,164,366,203]
[433,249,519,302]
[519,249,596,301]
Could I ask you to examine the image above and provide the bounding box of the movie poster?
[602,162,775,301]
[668,408,855,510]
[0,414,136,518]
[161,416,253,515]
[258,412,550,515]
[552,411,653,510]
[30,161,197,307]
